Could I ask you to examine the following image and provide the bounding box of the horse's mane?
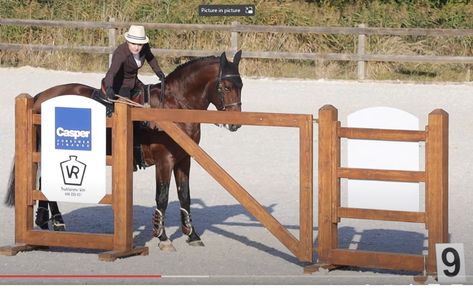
[166,56,219,81]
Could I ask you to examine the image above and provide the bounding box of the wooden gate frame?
[132,107,314,262]
[1,95,313,263]
[0,95,147,261]
[312,104,448,275]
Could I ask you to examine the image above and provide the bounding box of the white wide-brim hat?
[124,25,149,44]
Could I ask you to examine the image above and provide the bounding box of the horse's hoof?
[158,240,176,252]
[52,214,66,231]
[188,240,205,247]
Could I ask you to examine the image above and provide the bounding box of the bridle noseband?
[216,73,242,110]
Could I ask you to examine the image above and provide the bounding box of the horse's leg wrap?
[153,208,176,251]
[152,208,168,241]
[52,214,66,231]
[180,208,204,246]
[35,207,49,230]
[180,207,193,236]
[46,201,66,231]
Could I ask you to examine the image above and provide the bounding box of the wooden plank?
[317,105,339,263]
[0,244,49,256]
[98,195,113,205]
[3,43,473,63]
[331,121,341,224]
[15,95,34,244]
[298,115,314,262]
[425,109,449,274]
[98,246,149,262]
[156,120,305,261]
[338,207,425,223]
[32,191,47,201]
[25,230,113,250]
[329,249,425,272]
[132,108,306,128]
[338,167,425,182]
[0,43,112,54]
[2,18,473,37]
[112,103,133,252]
[0,18,115,29]
[339,127,426,142]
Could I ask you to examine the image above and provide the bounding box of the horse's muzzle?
[228,124,241,132]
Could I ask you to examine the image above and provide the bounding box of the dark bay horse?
[5,51,243,250]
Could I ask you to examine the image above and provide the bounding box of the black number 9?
[442,247,460,277]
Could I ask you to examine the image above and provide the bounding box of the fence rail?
[1,18,473,79]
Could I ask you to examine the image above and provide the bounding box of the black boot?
[180,208,204,246]
[35,207,49,230]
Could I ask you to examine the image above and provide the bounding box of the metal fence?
[1,18,473,79]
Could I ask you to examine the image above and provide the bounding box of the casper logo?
[55,107,91,151]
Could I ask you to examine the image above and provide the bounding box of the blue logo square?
[55,107,92,151]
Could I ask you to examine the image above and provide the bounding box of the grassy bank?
[1,0,472,81]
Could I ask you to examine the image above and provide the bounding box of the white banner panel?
[347,107,420,212]
[41,95,106,204]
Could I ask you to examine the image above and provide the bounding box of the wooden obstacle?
[0,94,147,261]
[132,107,314,262]
[305,104,448,276]
[1,94,314,263]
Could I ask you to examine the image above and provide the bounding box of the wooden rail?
[1,18,473,79]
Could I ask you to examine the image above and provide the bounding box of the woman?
[103,25,165,170]
[103,25,165,100]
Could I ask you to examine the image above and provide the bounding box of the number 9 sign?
[436,243,466,283]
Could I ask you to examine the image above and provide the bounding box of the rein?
[108,95,146,108]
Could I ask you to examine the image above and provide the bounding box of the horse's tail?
[4,160,15,207]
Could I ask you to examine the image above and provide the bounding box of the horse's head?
[212,50,243,132]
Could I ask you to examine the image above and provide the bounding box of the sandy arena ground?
[0,67,472,285]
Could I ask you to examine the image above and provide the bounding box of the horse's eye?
[224,87,231,92]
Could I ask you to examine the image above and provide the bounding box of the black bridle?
[216,73,242,110]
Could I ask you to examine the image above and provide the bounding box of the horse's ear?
[233,50,242,66]
[220,52,228,65]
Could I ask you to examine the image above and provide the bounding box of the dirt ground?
[0,67,472,285]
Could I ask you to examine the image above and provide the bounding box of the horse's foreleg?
[174,157,204,247]
[153,161,175,251]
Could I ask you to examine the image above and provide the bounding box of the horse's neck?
[166,63,219,110]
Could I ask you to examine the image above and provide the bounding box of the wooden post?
[108,17,116,67]
[99,103,148,261]
[357,24,366,80]
[425,109,449,274]
[231,21,239,57]
[14,95,34,245]
[299,115,314,262]
[112,103,133,252]
[317,105,339,263]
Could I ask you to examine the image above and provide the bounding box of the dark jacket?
[104,42,163,92]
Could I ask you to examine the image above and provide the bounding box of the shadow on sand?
[49,198,426,273]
